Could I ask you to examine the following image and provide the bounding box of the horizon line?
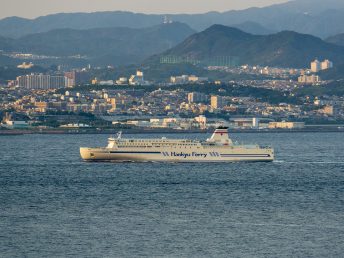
[0,0,290,20]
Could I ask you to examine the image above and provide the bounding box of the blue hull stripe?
[221,154,271,157]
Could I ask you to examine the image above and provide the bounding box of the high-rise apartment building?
[311,59,333,72]
[17,74,67,89]
[321,59,333,70]
[64,71,92,87]
[188,92,207,103]
[311,59,321,73]
[211,95,225,109]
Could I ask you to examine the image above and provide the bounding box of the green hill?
[295,80,344,97]
[326,33,344,47]
[150,25,344,68]
[0,22,195,66]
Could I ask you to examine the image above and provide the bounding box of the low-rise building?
[298,74,321,84]
[231,118,259,128]
[99,80,114,86]
[129,71,149,86]
[194,115,207,129]
[268,121,305,129]
[170,75,208,84]
[60,123,91,128]
[116,77,128,85]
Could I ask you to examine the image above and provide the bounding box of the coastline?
[1,125,344,135]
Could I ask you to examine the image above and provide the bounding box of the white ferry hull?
[80,147,274,162]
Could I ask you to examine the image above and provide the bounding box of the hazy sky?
[1,0,289,19]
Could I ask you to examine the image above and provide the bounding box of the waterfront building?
[2,113,29,128]
[60,123,91,128]
[231,118,259,129]
[252,118,259,128]
[2,120,29,129]
[268,121,305,129]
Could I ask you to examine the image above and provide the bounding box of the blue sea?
[1,132,344,257]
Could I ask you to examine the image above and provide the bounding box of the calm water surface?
[1,132,344,257]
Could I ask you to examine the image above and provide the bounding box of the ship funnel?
[207,127,233,145]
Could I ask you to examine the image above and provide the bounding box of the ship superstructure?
[80,127,274,162]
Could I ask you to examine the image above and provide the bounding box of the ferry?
[80,127,274,162]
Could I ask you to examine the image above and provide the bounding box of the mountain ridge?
[1,0,344,38]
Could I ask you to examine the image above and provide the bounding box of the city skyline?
[1,0,288,19]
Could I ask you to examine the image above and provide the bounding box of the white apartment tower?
[321,59,333,70]
[311,59,333,72]
[311,59,321,73]
[17,74,67,89]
